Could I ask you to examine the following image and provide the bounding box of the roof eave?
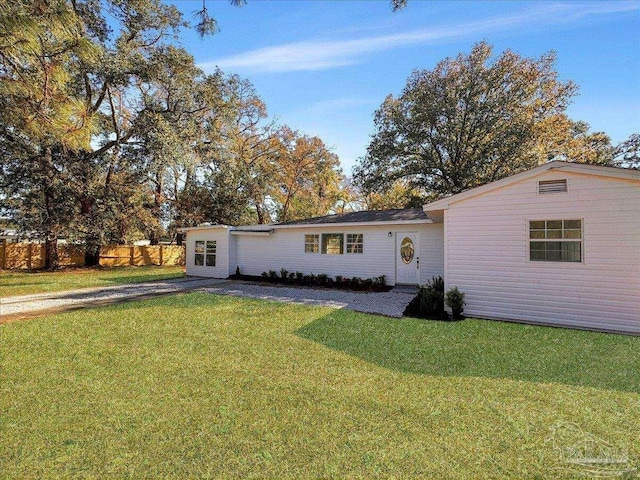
[177,225,230,232]
[270,218,433,229]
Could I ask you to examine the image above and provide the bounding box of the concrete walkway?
[1,277,416,322]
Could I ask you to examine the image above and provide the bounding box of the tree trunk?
[255,203,265,225]
[149,170,163,245]
[84,240,100,267]
[42,146,59,270]
[44,236,59,270]
[176,232,184,246]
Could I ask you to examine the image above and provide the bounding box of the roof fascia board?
[177,225,229,232]
[270,219,432,229]
[230,230,274,236]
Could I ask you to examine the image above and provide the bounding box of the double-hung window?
[529,220,582,262]
[346,234,363,254]
[195,240,216,266]
[305,234,319,253]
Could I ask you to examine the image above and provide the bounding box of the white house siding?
[443,170,640,334]
[233,224,443,286]
[185,228,230,278]
[419,224,445,285]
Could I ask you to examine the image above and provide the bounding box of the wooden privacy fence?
[0,244,185,270]
[98,245,185,267]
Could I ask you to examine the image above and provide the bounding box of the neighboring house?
[181,161,640,334]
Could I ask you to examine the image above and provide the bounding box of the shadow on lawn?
[295,310,640,393]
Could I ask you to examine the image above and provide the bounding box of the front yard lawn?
[1,293,638,478]
[0,265,185,297]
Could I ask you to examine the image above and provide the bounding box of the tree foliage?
[613,133,640,169]
[270,126,343,223]
[0,0,345,268]
[353,42,579,199]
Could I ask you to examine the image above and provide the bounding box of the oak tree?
[353,42,577,200]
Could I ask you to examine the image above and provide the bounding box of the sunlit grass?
[0,266,185,297]
[1,293,638,478]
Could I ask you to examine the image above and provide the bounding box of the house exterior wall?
[184,228,230,278]
[230,223,444,286]
[443,170,640,334]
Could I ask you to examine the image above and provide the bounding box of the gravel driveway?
[0,277,223,319]
[1,277,416,321]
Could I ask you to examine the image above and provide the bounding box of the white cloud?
[198,1,639,74]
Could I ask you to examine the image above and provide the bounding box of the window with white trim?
[195,240,216,266]
[304,234,319,253]
[321,233,344,254]
[346,233,364,254]
[529,220,581,262]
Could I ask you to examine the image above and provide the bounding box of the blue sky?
[171,0,640,173]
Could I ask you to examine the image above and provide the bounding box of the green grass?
[1,293,638,478]
[0,265,185,297]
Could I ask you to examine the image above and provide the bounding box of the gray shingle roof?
[275,208,429,226]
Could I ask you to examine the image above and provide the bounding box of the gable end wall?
[444,170,640,333]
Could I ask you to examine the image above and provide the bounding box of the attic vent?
[538,179,567,194]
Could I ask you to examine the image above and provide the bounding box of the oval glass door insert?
[400,237,414,264]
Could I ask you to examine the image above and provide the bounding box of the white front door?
[396,232,420,285]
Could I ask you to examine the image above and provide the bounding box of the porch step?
[392,285,419,294]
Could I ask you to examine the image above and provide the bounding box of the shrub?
[445,286,466,320]
[419,276,445,316]
[236,266,241,276]
[403,275,448,320]
[258,271,389,292]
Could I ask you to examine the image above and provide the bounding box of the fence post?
[27,243,32,269]
[130,246,134,266]
[159,245,164,266]
[0,242,5,270]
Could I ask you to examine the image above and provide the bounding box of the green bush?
[445,286,466,320]
[419,276,445,316]
[257,271,388,292]
[403,275,448,320]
